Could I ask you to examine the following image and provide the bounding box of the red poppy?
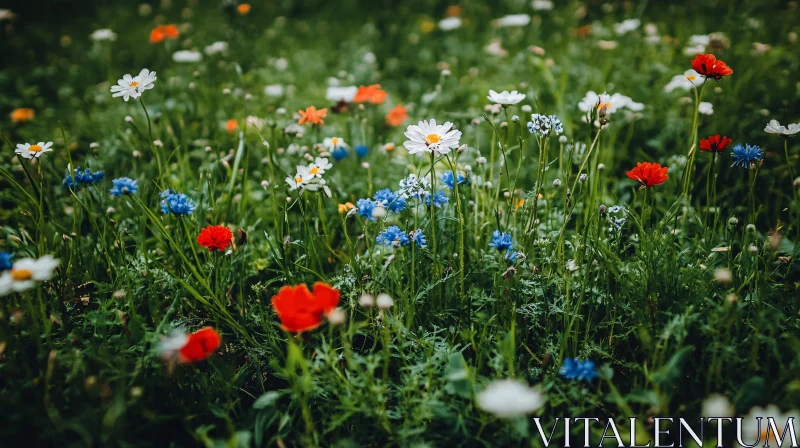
[626,162,669,188]
[691,53,733,80]
[179,327,221,363]
[198,225,233,252]
[699,134,733,153]
[271,283,340,332]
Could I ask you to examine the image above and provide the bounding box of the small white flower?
[404,119,462,155]
[358,294,375,307]
[701,394,733,418]
[0,255,60,297]
[531,0,554,10]
[376,293,394,309]
[764,119,800,137]
[325,86,358,102]
[613,18,640,34]
[664,69,704,93]
[204,41,228,55]
[90,28,117,42]
[172,50,202,63]
[110,68,157,101]
[15,141,53,159]
[438,17,462,31]
[264,84,284,97]
[494,14,531,28]
[327,307,346,325]
[155,330,189,362]
[322,137,347,152]
[698,101,714,115]
[487,89,526,105]
[476,379,546,419]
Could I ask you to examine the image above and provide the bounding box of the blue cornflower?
[411,229,427,248]
[376,225,410,247]
[109,177,139,196]
[356,198,377,220]
[730,144,764,168]
[504,250,519,262]
[160,190,196,215]
[374,188,407,213]
[332,147,349,161]
[0,252,12,272]
[425,189,449,208]
[355,144,369,157]
[63,166,104,189]
[559,358,599,381]
[441,171,469,189]
[488,230,514,252]
[528,114,563,137]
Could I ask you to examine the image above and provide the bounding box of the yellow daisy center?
[309,167,320,175]
[295,176,303,183]
[28,144,43,153]
[129,81,139,87]
[11,268,33,281]
[331,137,339,145]
[686,75,697,82]
[425,134,441,145]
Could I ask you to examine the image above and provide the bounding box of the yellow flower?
[338,202,355,213]
[420,20,435,33]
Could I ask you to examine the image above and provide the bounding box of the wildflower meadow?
[2,1,800,446]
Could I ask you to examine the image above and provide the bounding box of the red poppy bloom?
[198,225,233,252]
[179,327,221,363]
[691,53,733,80]
[271,283,340,332]
[626,162,669,188]
[699,134,733,153]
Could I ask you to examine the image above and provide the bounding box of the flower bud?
[376,293,394,309]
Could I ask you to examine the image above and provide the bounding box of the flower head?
[376,226,411,247]
[326,86,358,103]
[386,104,409,127]
[487,89,526,105]
[298,106,327,125]
[332,147,348,161]
[109,177,138,196]
[237,3,251,14]
[197,225,233,252]
[0,252,13,272]
[411,229,427,248]
[740,405,799,447]
[764,119,800,137]
[425,189,449,207]
[353,84,387,104]
[160,190,196,215]
[691,53,733,80]
[699,135,733,153]
[489,230,514,252]
[156,327,221,364]
[15,141,53,159]
[441,171,469,189]
[110,68,157,101]
[399,174,431,199]
[356,198,377,220]
[403,119,462,155]
[374,188,406,213]
[559,358,598,381]
[9,108,34,124]
[271,283,340,332]
[64,166,104,189]
[528,114,563,137]
[149,24,179,44]
[476,379,546,419]
[625,162,669,188]
[0,255,59,297]
[355,144,369,157]
[731,144,764,168]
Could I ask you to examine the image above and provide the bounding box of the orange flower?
[298,106,327,126]
[626,162,669,188]
[179,328,221,363]
[226,119,238,134]
[385,104,409,127]
[10,108,35,124]
[149,24,180,44]
[691,53,733,80]
[338,202,355,213]
[353,84,388,105]
[445,5,461,17]
[237,3,251,15]
[271,283,340,333]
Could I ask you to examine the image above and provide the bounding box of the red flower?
[179,327,221,363]
[691,53,733,80]
[271,283,340,332]
[626,162,669,188]
[198,225,233,252]
[699,134,733,153]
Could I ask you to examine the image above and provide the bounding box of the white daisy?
[664,69,704,93]
[494,14,531,28]
[322,137,347,151]
[613,18,640,34]
[325,86,358,102]
[487,89,526,105]
[578,91,642,115]
[740,405,798,447]
[155,330,189,362]
[403,119,462,155]
[264,84,284,97]
[90,28,117,42]
[0,255,60,297]
[701,394,733,418]
[765,119,800,137]
[699,101,714,115]
[15,141,54,159]
[204,41,228,55]
[110,68,157,101]
[531,0,554,10]
[438,17,462,31]
[312,157,333,174]
[476,379,546,419]
[172,50,202,63]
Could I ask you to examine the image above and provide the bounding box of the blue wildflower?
[109,177,139,196]
[63,166,104,189]
[730,144,764,168]
[528,114,563,137]
[441,171,469,189]
[160,190,196,215]
[425,189,449,208]
[559,358,599,381]
[332,147,349,161]
[504,250,519,262]
[373,188,406,213]
[356,198,377,220]
[0,252,12,272]
[411,229,427,248]
[376,225,410,247]
[488,230,514,252]
[355,144,369,157]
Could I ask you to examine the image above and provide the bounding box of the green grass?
[1,0,799,446]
